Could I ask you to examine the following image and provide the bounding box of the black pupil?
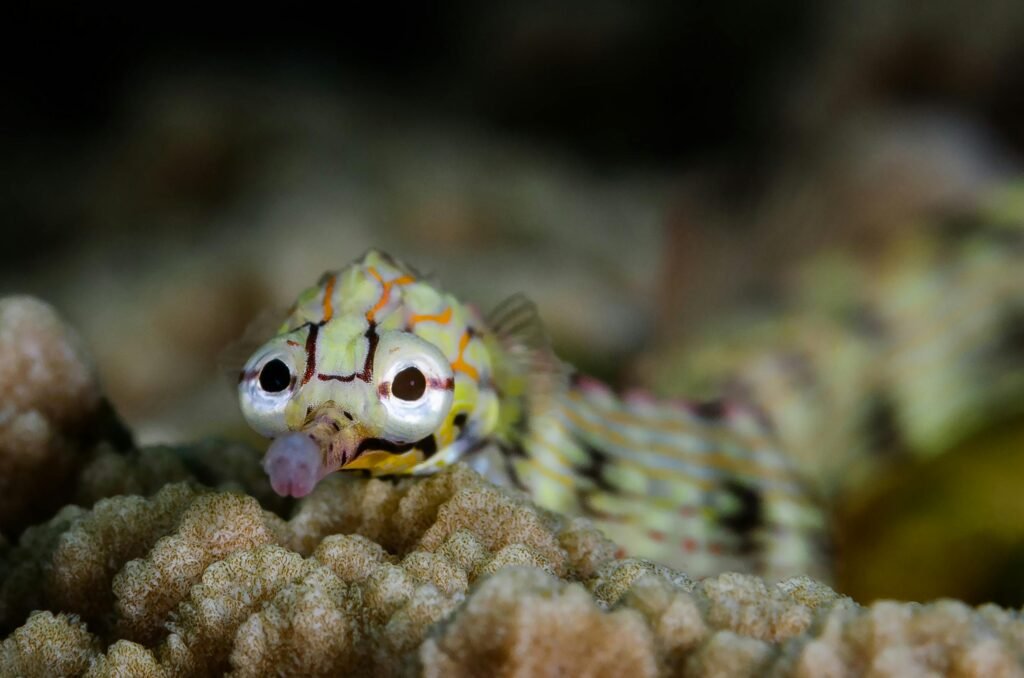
[259,359,291,393]
[393,366,427,401]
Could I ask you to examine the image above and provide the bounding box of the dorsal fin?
[488,293,549,356]
[487,293,568,403]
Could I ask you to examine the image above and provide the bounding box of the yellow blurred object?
[837,416,1024,605]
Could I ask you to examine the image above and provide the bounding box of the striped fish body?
[238,249,827,579]
[496,375,826,581]
[643,183,1024,494]
[239,183,1024,583]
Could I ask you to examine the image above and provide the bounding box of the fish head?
[238,251,495,496]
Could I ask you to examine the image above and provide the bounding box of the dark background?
[3,2,1024,606]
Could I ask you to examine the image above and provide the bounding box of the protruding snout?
[263,432,325,497]
[262,406,369,497]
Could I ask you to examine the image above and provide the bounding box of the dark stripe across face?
[302,322,320,384]
[354,434,439,459]
[317,322,379,383]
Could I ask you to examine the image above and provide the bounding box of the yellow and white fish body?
[238,250,826,580]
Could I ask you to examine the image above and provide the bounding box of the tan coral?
[74,445,194,507]
[284,472,407,554]
[0,461,621,675]
[310,533,395,581]
[0,611,99,678]
[619,573,709,673]
[697,572,842,643]
[685,630,774,678]
[113,491,279,644]
[227,564,355,678]
[774,599,1024,677]
[414,478,569,575]
[3,460,1024,677]
[0,505,87,632]
[589,557,695,607]
[0,297,98,431]
[159,545,316,676]
[421,566,661,678]
[84,641,164,678]
[74,440,287,516]
[0,297,103,534]
[50,484,199,629]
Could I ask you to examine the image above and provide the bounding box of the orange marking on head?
[450,329,480,381]
[408,306,452,326]
[366,267,415,322]
[322,274,336,322]
[286,340,301,347]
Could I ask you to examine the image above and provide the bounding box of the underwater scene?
[3,4,1024,675]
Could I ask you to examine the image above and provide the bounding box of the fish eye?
[392,366,426,401]
[259,358,292,393]
[373,331,454,442]
[239,348,298,438]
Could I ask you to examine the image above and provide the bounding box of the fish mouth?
[353,437,420,456]
[263,407,433,497]
[263,432,424,497]
[263,407,365,497]
[263,432,327,498]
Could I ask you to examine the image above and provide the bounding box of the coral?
[772,600,1024,677]
[3,295,1024,675]
[112,491,280,644]
[0,612,98,678]
[3,459,1024,677]
[74,440,289,515]
[420,566,661,678]
[160,545,319,676]
[0,297,103,534]
[0,463,621,675]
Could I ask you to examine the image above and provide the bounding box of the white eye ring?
[375,333,454,443]
[240,350,297,437]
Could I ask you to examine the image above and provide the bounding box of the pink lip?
[263,433,325,498]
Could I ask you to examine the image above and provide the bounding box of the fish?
[237,185,1024,582]
[238,250,827,580]
[644,184,1024,495]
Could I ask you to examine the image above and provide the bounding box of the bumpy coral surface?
[0,463,608,676]
[0,297,107,535]
[2,460,1023,677]
[3,293,1024,676]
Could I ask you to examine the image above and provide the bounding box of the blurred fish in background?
[2,1,1023,605]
